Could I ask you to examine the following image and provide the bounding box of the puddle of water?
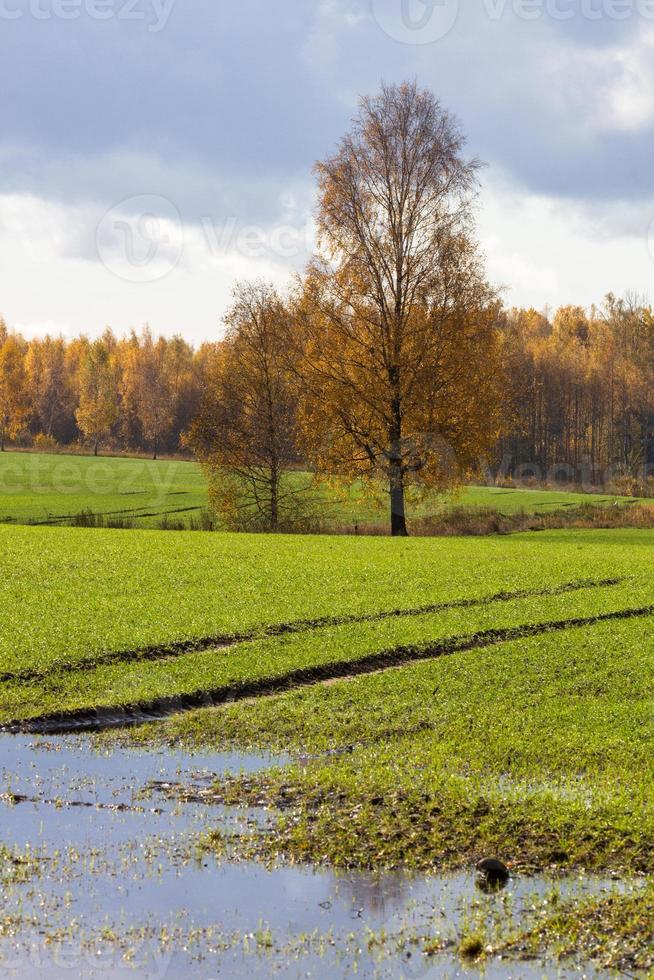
[0,734,640,979]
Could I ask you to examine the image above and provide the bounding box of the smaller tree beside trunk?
[189,281,307,532]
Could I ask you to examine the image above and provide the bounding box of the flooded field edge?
[0,731,646,978]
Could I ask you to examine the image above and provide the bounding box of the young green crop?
[3,505,653,974]
[3,523,654,693]
[4,520,654,880]
[2,572,650,723]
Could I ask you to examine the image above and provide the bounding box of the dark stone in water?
[475,858,509,890]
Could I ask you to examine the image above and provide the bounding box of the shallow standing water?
[0,734,639,978]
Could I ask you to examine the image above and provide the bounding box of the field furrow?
[2,580,653,730]
[0,575,622,684]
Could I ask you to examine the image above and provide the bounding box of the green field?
[0,452,207,527]
[0,522,650,694]
[2,520,654,910]
[0,450,646,531]
[451,484,642,512]
[0,524,653,830]
[3,515,654,968]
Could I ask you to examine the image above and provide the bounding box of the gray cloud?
[0,0,653,252]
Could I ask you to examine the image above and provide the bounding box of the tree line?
[500,296,654,490]
[2,82,653,534]
[0,322,218,458]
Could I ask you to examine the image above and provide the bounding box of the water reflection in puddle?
[0,734,638,978]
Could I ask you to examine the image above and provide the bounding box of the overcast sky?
[1,0,653,342]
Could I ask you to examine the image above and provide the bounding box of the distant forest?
[499,294,654,488]
[1,292,654,488]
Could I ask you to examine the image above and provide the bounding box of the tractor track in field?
[31,504,204,526]
[0,577,622,686]
[3,594,652,736]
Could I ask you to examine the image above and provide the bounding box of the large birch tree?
[296,81,505,535]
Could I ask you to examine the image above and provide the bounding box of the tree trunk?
[389,461,408,536]
[94,440,99,457]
